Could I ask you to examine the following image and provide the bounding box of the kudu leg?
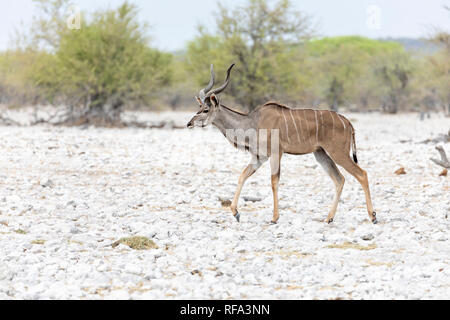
[230,157,265,222]
[270,154,282,224]
[330,151,377,224]
[314,148,345,223]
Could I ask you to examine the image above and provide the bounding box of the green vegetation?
[305,36,412,112]
[0,0,448,120]
[185,0,314,109]
[31,1,172,124]
[0,49,46,106]
[421,31,450,115]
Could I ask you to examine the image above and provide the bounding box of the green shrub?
[32,2,173,122]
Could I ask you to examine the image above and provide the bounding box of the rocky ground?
[0,111,449,299]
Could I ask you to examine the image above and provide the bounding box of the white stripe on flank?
[281,108,290,144]
[328,111,334,141]
[314,110,319,143]
[289,109,301,143]
[304,110,312,146]
[330,111,335,140]
[319,111,324,141]
[297,110,303,142]
[338,113,346,131]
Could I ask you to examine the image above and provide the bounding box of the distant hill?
[378,37,442,54]
[170,37,443,56]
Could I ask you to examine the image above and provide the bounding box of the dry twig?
[431,146,450,169]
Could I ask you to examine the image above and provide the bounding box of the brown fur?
[188,65,376,224]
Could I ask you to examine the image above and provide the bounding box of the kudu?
[187,64,377,225]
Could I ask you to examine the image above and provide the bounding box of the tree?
[32,2,173,124]
[186,0,314,110]
[427,21,450,115]
[306,36,407,112]
[0,50,46,106]
[371,48,415,113]
[29,0,73,50]
[426,50,450,115]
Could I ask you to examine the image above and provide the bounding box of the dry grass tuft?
[259,250,313,260]
[112,236,158,250]
[31,239,45,245]
[326,242,377,251]
[365,259,395,267]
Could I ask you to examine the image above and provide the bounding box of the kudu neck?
[212,104,254,135]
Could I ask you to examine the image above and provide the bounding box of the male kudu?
[187,64,377,225]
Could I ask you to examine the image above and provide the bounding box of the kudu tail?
[350,124,358,164]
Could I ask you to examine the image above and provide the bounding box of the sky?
[0,0,448,51]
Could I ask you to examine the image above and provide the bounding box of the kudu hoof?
[371,212,377,224]
[270,220,278,225]
[326,218,333,224]
[234,212,240,223]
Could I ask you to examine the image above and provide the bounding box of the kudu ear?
[195,96,203,106]
[210,94,219,107]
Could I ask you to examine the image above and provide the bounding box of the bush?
[306,36,410,112]
[0,50,46,106]
[32,2,173,123]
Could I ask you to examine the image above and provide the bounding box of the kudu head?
[187,63,235,128]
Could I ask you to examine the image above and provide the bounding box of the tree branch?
[431,145,450,168]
